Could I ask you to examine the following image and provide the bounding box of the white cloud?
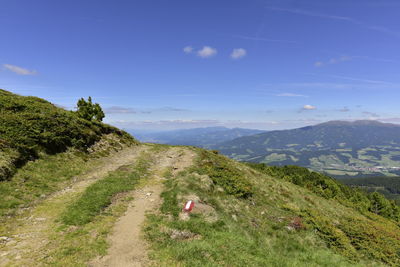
[302,105,316,110]
[230,48,247,59]
[276,93,308,97]
[183,46,193,54]
[197,46,217,58]
[3,64,37,75]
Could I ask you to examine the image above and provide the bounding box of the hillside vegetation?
[0,89,134,181]
[146,150,400,266]
[340,176,400,205]
[246,163,400,221]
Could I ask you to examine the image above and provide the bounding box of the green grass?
[61,156,151,226]
[45,201,126,266]
[145,148,390,266]
[0,150,89,219]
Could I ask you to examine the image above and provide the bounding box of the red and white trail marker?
[183,200,195,212]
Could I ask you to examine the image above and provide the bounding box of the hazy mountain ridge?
[130,126,264,148]
[213,120,400,177]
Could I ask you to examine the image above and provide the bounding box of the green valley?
[213,120,400,177]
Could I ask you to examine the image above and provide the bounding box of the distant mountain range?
[212,120,400,177]
[128,127,264,148]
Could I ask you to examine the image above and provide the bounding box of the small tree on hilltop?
[76,96,105,122]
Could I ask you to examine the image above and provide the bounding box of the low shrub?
[195,150,253,198]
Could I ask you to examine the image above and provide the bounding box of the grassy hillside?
[146,149,400,266]
[0,89,134,181]
[213,120,400,177]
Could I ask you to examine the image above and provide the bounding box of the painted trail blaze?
[183,200,194,212]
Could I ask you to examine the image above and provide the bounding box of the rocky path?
[91,147,195,267]
[0,145,148,266]
[0,145,196,267]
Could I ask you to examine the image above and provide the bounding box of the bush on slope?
[0,89,134,181]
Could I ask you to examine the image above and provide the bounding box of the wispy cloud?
[362,111,380,118]
[110,119,280,130]
[197,46,217,58]
[266,6,400,37]
[3,64,37,75]
[314,56,352,67]
[156,106,189,112]
[367,25,400,37]
[338,107,350,112]
[315,55,398,67]
[105,106,188,114]
[183,46,193,54]
[104,106,137,114]
[267,6,355,22]
[276,93,308,97]
[230,48,247,59]
[325,74,393,85]
[302,104,316,111]
[232,34,298,44]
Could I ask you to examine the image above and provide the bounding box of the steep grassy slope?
[146,149,400,266]
[213,120,400,176]
[0,89,134,181]
[246,164,400,221]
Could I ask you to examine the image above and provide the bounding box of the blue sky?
[1,0,400,130]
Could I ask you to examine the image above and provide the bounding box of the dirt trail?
[0,144,148,266]
[91,147,195,267]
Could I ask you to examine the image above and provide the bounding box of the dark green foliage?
[0,89,133,181]
[76,96,105,122]
[301,209,400,265]
[341,176,400,204]
[247,163,400,221]
[195,150,253,198]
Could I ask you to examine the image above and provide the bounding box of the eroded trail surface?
[0,145,148,266]
[91,147,195,267]
[0,145,195,267]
